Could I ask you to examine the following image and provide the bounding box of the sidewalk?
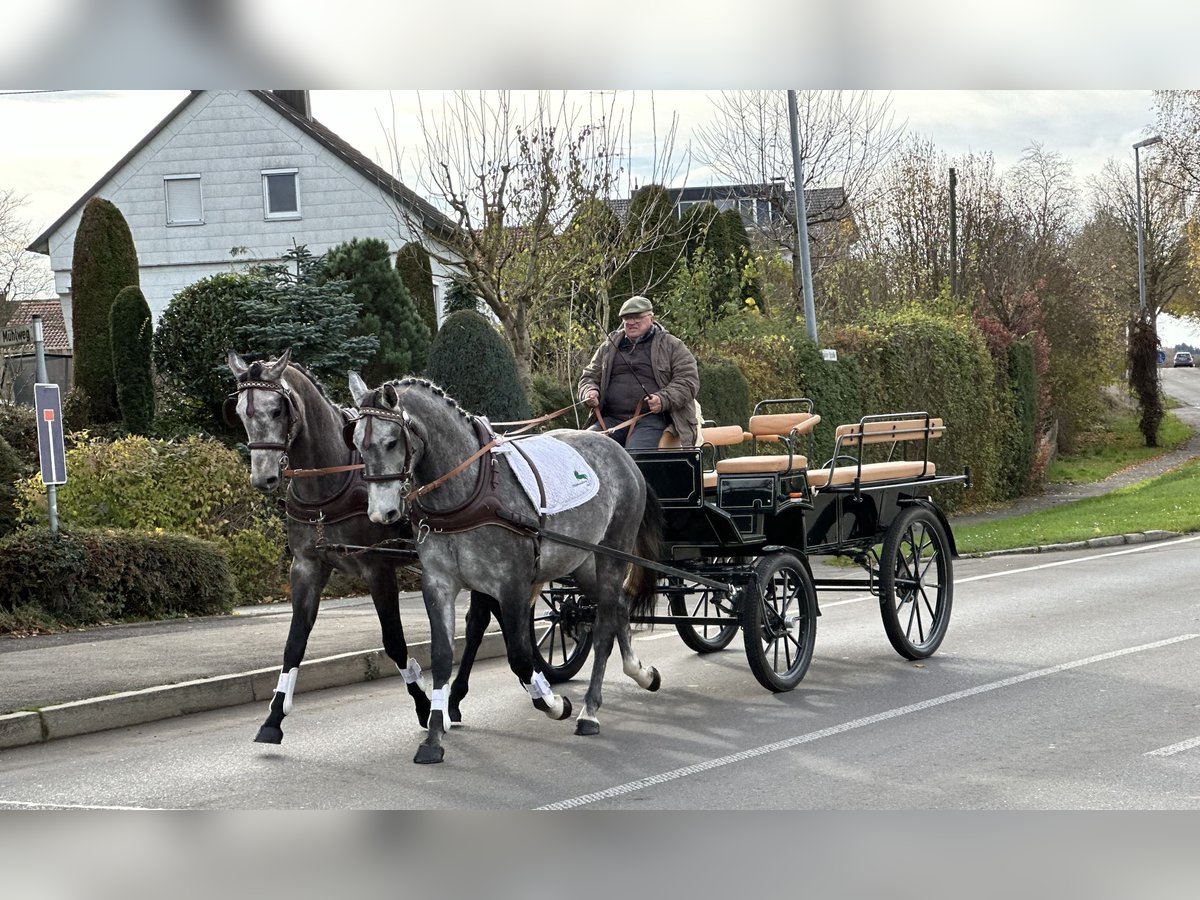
[4,399,1199,751]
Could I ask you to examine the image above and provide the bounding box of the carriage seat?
[806,417,944,490]
[710,412,821,486]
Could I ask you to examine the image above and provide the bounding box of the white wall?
[44,90,451,324]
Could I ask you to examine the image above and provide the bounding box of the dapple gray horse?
[348,374,664,764]
[225,350,499,744]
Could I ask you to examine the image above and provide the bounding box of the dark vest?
[605,330,656,419]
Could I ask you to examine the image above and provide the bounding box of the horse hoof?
[646,667,661,692]
[254,726,284,744]
[414,744,445,764]
[558,696,573,721]
[575,718,600,737]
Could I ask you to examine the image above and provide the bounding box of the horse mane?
[368,377,475,425]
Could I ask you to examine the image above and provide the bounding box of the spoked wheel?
[668,558,742,653]
[742,552,818,692]
[530,580,594,683]
[878,504,953,660]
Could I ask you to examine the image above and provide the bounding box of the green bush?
[396,242,437,337]
[323,237,430,383]
[0,526,235,630]
[0,401,37,472]
[110,285,156,435]
[1008,339,1038,494]
[794,334,863,460]
[528,373,578,430]
[71,197,140,423]
[697,355,752,428]
[0,433,22,537]
[14,433,286,602]
[426,310,530,420]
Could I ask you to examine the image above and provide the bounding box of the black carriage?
[531,399,970,693]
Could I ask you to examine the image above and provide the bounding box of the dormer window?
[262,168,300,219]
[164,174,203,225]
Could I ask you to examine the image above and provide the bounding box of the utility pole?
[787,89,818,344]
[949,167,958,297]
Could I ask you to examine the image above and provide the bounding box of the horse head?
[226,348,296,491]
[349,372,421,526]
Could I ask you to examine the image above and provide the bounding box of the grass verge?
[956,457,1200,553]
[1047,410,1190,484]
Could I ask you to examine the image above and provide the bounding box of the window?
[164,175,203,225]
[262,169,300,219]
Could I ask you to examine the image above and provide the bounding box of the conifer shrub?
[396,242,437,336]
[696,355,752,428]
[323,237,430,384]
[426,310,529,420]
[0,400,37,470]
[71,197,140,423]
[13,433,286,603]
[110,285,156,435]
[529,373,577,430]
[0,434,22,537]
[0,526,235,630]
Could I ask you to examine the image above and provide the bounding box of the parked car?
[1174,351,1194,367]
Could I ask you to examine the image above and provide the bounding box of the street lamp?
[1134,134,1163,313]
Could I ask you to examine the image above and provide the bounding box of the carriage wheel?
[530,580,593,683]
[742,552,817,692]
[668,559,741,653]
[878,505,953,660]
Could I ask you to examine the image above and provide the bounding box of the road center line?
[1145,735,1200,757]
[536,633,1199,810]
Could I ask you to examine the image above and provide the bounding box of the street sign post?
[35,383,67,486]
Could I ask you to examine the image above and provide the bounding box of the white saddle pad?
[496,435,600,516]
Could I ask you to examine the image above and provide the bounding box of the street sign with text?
[1,324,33,347]
[34,383,67,486]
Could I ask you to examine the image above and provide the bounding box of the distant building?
[1,298,72,404]
[27,90,463,344]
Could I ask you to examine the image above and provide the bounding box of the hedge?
[0,526,235,631]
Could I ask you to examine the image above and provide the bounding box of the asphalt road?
[3,535,1199,810]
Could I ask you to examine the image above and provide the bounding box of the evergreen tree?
[443,278,482,315]
[426,310,529,420]
[323,237,431,384]
[396,242,438,336]
[610,184,684,314]
[110,285,155,435]
[71,197,140,422]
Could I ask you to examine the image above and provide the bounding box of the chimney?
[273,90,311,119]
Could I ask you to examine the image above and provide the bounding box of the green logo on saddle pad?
[574,470,588,482]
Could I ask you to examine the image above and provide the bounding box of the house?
[27,90,463,346]
[1,298,72,405]
[664,182,857,251]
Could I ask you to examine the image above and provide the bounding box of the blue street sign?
[34,383,67,486]
[1158,350,1167,365]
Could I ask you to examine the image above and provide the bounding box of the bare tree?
[384,90,684,384]
[692,91,903,263]
[1,188,53,309]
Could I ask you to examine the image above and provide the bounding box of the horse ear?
[227,350,249,377]
[348,371,369,407]
[382,382,400,409]
[263,350,290,381]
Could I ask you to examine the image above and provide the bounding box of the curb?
[961,530,1183,559]
[0,630,508,752]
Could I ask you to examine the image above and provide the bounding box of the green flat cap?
[619,296,653,317]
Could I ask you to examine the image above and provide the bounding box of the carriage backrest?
[834,417,945,445]
[748,412,821,444]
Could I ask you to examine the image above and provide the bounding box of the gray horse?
[225,350,498,743]
[348,373,664,765]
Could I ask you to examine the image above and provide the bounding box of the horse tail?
[624,484,664,619]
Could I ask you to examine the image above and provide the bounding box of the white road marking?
[1145,735,1200,757]
[536,633,1199,810]
[814,535,1200,609]
[0,800,166,810]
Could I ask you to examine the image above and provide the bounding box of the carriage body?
[533,400,969,693]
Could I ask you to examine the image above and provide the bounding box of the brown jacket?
[578,324,700,447]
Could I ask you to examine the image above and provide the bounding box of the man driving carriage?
[578,296,700,450]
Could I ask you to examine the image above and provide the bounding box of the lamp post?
[1134,134,1162,313]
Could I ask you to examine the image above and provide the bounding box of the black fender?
[898,497,959,558]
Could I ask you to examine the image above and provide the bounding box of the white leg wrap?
[276,667,299,714]
[399,657,425,691]
[622,657,655,689]
[525,672,563,718]
[430,684,453,728]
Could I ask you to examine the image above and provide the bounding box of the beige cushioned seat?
[806,460,936,488]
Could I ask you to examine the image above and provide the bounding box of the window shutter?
[165,177,203,224]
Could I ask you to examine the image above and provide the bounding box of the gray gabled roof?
[28,90,457,255]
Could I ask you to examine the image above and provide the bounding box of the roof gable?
[27,90,457,255]
[2,299,71,353]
